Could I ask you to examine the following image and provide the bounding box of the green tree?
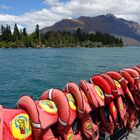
[23,28,27,37]
[0,25,5,34]
[0,25,5,41]
[75,28,82,43]
[0,25,13,42]
[35,24,39,40]
[13,23,20,41]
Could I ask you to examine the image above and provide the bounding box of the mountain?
[40,14,140,45]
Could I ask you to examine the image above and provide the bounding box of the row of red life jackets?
[0,65,140,140]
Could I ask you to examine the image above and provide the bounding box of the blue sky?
[0,0,140,32]
[0,0,48,15]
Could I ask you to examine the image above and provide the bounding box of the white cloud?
[0,9,64,33]
[0,0,140,32]
[0,4,12,10]
[48,0,140,22]
[59,0,140,19]
[43,0,60,6]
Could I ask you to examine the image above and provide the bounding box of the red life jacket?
[132,66,140,75]
[106,71,128,128]
[0,102,58,140]
[0,105,33,140]
[124,68,140,92]
[104,71,137,130]
[17,96,59,140]
[120,69,139,130]
[120,69,137,106]
[40,89,82,140]
[99,74,119,128]
[123,68,140,107]
[137,65,140,69]
[80,80,114,135]
[64,82,99,140]
[131,66,140,91]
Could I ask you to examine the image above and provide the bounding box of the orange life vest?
[106,71,128,128]
[0,105,33,140]
[80,79,114,134]
[17,96,59,140]
[64,82,99,140]
[40,89,82,140]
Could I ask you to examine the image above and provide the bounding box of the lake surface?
[0,47,140,108]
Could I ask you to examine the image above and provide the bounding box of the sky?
[0,0,140,32]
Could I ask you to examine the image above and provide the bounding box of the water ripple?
[0,47,140,107]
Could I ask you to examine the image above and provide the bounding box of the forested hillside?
[0,24,123,48]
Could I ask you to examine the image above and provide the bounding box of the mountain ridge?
[40,14,140,45]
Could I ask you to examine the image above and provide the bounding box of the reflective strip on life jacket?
[112,89,118,93]
[89,78,93,84]
[65,83,69,92]
[104,93,113,98]
[48,89,53,100]
[134,76,140,80]
[118,77,125,83]
[77,108,84,114]
[58,117,67,126]
[32,122,41,129]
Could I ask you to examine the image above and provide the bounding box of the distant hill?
[40,14,140,46]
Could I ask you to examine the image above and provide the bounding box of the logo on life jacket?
[67,132,74,140]
[112,104,116,112]
[10,113,32,139]
[120,103,124,110]
[95,86,105,100]
[67,93,76,111]
[38,100,58,115]
[85,122,92,130]
[114,80,121,88]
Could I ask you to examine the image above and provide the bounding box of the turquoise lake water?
[0,47,140,107]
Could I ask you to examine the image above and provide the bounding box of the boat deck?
[125,127,140,140]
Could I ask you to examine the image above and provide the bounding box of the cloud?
[52,0,140,19]
[43,0,60,6]
[0,4,12,10]
[0,0,140,32]
[47,0,140,23]
[0,9,64,33]
[0,14,17,23]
